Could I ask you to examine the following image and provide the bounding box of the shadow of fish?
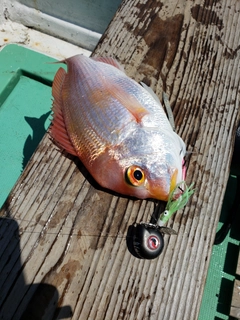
[22,111,51,170]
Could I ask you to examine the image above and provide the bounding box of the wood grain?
[230,278,240,319]
[230,252,240,319]
[1,0,240,319]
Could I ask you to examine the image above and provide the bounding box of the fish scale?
[65,59,136,149]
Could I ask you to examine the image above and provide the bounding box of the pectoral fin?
[113,86,149,123]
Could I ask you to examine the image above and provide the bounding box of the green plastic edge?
[0,44,65,107]
[0,44,64,208]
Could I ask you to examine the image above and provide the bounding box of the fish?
[49,55,186,201]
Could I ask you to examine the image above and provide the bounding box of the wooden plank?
[1,0,240,319]
[231,280,240,319]
[230,252,240,319]
[237,254,240,276]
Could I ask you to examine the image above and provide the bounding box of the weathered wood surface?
[230,252,240,319]
[1,0,240,319]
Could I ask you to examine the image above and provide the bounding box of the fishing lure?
[132,182,195,259]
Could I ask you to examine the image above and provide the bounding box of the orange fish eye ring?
[126,166,145,186]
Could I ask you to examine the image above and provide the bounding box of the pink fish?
[50,55,186,201]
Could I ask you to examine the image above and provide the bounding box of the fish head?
[92,129,186,201]
[119,129,186,201]
[120,156,184,201]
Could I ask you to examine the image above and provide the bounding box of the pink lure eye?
[147,235,160,250]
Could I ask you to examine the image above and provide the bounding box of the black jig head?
[132,223,164,259]
[127,183,194,259]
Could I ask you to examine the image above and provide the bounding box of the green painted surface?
[0,44,61,207]
[199,175,240,320]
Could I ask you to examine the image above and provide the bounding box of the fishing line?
[0,183,194,259]
[0,215,129,238]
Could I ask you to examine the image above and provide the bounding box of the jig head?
[132,223,164,259]
[132,182,194,259]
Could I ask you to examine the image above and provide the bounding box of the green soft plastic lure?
[158,182,195,227]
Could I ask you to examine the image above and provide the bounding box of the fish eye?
[134,169,143,180]
[126,166,145,186]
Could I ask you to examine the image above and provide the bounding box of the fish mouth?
[146,169,179,201]
[145,181,171,201]
[170,160,187,200]
[169,169,178,194]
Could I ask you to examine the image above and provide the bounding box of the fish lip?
[144,180,169,201]
[145,167,183,201]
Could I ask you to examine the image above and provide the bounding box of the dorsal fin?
[140,82,176,129]
[92,56,124,71]
[49,67,78,156]
[140,82,161,105]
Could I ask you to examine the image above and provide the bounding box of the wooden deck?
[231,253,240,319]
[1,0,240,319]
